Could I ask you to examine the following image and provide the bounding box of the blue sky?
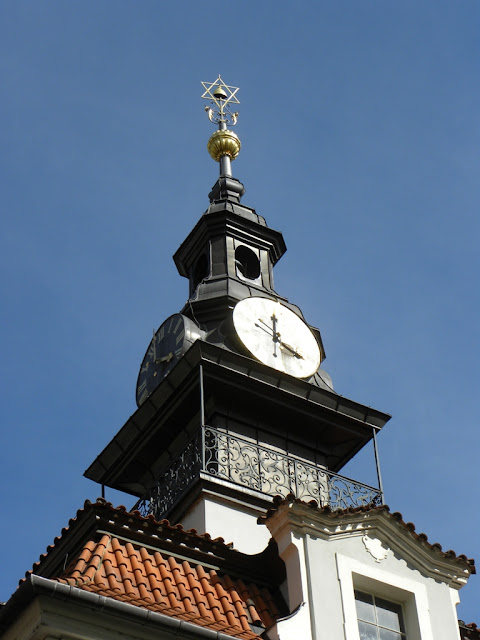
[1,0,479,623]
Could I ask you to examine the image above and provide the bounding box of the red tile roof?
[23,499,286,639]
[460,623,480,639]
[56,533,279,637]
[6,497,476,639]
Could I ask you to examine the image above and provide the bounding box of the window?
[235,245,261,280]
[355,590,406,640]
[190,253,209,295]
[336,552,434,640]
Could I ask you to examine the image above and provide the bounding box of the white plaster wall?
[303,532,461,640]
[271,533,315,640]
[180,494,271,554]
[2,594,202,640]
[266,505,467,640]
[179,497,206,534]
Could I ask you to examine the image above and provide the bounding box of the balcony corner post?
[372,427,385,505]
[200,364,206,472]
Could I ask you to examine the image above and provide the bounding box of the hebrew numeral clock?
[136,314,203,407]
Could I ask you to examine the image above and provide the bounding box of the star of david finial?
[201,75,240,127]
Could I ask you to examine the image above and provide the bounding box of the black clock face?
[136,314,201,407]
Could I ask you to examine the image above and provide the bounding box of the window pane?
[376,597,404,632]
[358,620,378,640]
[355,591,376,623]
[379,630,402,640]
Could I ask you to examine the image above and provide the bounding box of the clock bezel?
[233,297,321,379]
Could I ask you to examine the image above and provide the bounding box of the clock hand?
[257,318,274,335]
[257,319,281,342]
[255,321,278,339]
[155,352,174,364]
[256,319,281,358]
[279,341,304,359]
[270,313,279,358]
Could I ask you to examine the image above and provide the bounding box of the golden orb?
[207,129,241,162]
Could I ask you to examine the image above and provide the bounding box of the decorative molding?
[264,502,471,589]
[362,534,389,562]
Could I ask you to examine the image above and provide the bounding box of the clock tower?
[1,78,474,640]
[84,77,390,553]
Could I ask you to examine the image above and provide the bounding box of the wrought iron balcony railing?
[134,426,382,520]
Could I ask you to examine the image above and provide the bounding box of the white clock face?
[233,297,321,378]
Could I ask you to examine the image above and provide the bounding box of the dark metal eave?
[199,347,390,471]
[84,341,391,494]
[84,358,202,492]
[198,342,390,431]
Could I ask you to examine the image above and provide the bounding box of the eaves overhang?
[0,574,263,640]
[0,499,286,638]
[28,499,285,590]
[84,340,390,496]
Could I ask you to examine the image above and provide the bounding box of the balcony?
[133,425,383,520]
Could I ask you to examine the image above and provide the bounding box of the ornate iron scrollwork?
[134,425,382,519]
[203,427,381,508]
[134,431,202,519]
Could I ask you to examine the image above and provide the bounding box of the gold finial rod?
[201,76,241,177]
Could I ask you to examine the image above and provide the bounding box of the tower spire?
[201,75,241,178]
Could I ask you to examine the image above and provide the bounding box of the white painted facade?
[174,489,473,639]
[180,490,271,554]
[263,501,470,640]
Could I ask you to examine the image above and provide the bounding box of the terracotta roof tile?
[27,500,286,639]
[155,552,182,609]
[102,555,120,593]
[57,538,278,638]
[460,622,480,639]
[224,579,252,631]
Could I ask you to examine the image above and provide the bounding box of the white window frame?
[336,553,434,640]
[354,589,407,639]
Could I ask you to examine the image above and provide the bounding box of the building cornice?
[261,499,475,590]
